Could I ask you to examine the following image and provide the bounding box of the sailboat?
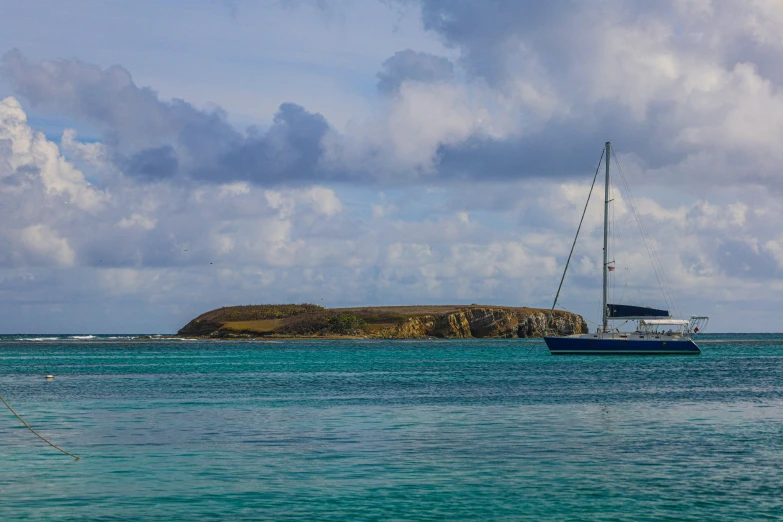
[544,142,709,355]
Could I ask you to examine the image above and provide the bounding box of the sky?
[1,0,782,333]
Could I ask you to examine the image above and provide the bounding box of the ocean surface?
[1,334,782,520]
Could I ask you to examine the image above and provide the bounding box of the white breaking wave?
[69,335,96,340]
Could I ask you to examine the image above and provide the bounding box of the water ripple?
[0,334,781,520]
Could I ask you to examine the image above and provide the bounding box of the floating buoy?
[45,375,54,380]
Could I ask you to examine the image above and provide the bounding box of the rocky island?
[178,304,588,339]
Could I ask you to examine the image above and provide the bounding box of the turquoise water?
[1,335,782,520]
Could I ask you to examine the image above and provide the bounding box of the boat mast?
[602,141,610,333]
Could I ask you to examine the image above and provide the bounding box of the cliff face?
[372,308,587,339]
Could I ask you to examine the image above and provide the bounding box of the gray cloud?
[414,0,686,87]
[197,103,331,183]
[1,49,238,153]
[377,49,454,95]
[1,92,781,333]
[120,146,179,180]
[707,239,780,280]
[398,0,783,190]
[1,50,333,185]
[4,2,783,192]
[435,98,696,181]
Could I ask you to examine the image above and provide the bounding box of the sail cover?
[607,304,669,319]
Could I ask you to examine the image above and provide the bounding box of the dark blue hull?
[544,336,700,355]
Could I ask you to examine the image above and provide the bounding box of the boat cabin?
[639,319,690,338]
[637,316,710,338]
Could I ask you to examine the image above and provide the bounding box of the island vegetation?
[178,304,588,339]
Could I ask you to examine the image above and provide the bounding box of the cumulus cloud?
[312,1,783,186]
[0,97,350,272]
[401,0,783,187]
[1,49,237,153]
[0,95,781,332]
[198,103,331,183]
[0,96,107,211]
[5,3,783,190]
[377,49,454,95]
[1,50,334,185]
[0,96,584,331]
[19,224,76,267]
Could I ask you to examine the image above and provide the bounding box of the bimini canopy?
[640,319,690,326]
[607,304,669,319]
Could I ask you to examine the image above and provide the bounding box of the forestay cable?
[611,151,682,320]
[544,148,605,334]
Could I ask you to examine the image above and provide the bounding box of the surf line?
[0,393,80,460]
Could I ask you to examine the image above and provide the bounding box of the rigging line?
[612,184,633,305]
[610,168,631,305]
[619,269,628,304]
[609,156,651,263]
[609,176,619,306]
[611,152,679,318]
[0,393,80,460]
[614,154,681,320]
[614,156,673,315]
[545,148,605,334]
[611,183,629,304]
[616,154,682,321]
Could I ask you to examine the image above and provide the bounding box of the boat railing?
[689,316,710,335]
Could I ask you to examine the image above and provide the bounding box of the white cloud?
[299,186,343,216]
[99,268,161,296]
[218,182,251,198]
[61,128,107,166]
[117,213,157,230]
[19,224,76,267]
[323,80,516,179]
[744,0,783,47]
[0,97,107,211]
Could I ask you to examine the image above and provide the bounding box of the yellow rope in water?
[0,394,80,460]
